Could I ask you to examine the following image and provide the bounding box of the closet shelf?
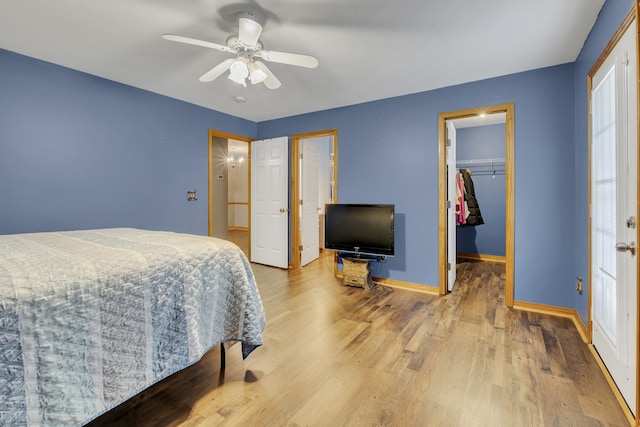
[456,158,506,175]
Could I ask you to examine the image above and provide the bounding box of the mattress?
[0,228,265,426]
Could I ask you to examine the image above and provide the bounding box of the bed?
[0,228,266,427]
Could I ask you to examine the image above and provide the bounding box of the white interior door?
[446,121,457,291]
[300,140,320,266]
[591,20,637,413]
[250,136,289,269]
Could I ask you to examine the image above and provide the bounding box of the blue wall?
[258,63,577,307]
[573,0,635,323]
[456,124,506,257]
[0,0,633,314]
[0,49,256,236]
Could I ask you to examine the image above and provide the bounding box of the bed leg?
[220,344,226,371]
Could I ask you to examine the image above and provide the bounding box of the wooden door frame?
[291,129,339,269]
[208,129,253,255]
[586,5,639,425]
[437,103,515,305]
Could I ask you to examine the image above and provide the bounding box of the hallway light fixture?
[227,149,245,168]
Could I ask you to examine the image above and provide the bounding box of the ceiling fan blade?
[238,17,263,47]
[162,34,233,53]
[199,58,236,82]
[255,61,281,89]
[259,50,319,68]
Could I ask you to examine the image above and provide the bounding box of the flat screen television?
[324,203,395,257]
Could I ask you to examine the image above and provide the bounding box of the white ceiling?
[229,138,249,153]
[0,0,604,122]
[452,113,506,129]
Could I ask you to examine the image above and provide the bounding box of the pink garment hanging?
[455,172,467,225]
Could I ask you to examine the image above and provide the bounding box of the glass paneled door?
[590,19,637,414]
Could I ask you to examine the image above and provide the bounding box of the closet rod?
[456,157,506,166]
[456,158,506,175]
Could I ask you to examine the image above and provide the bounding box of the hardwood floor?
[87,248,629,426]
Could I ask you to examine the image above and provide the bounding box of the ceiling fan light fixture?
[163,13,318,90]
[228,59,249,86]
[248,63,267,84]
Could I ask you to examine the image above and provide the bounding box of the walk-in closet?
[453,116,506,263]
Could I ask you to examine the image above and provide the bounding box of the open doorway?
[291,129,338,269]
[438,103,514,305]
[452,114,507,263]
[208,130,252,255]
[227,139,249,254]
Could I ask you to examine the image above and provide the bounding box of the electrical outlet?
[576,276,583,293]
[187,190,198,201]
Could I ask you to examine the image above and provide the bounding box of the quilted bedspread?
[0,228,265,426]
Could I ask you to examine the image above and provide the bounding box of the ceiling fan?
[162,12,319,89]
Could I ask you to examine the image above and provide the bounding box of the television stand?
[342,257,374,290]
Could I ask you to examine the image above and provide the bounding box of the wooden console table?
[342,257,374,290]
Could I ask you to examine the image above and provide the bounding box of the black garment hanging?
[460,169,484,226]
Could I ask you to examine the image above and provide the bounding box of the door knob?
[615,241,636,256]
